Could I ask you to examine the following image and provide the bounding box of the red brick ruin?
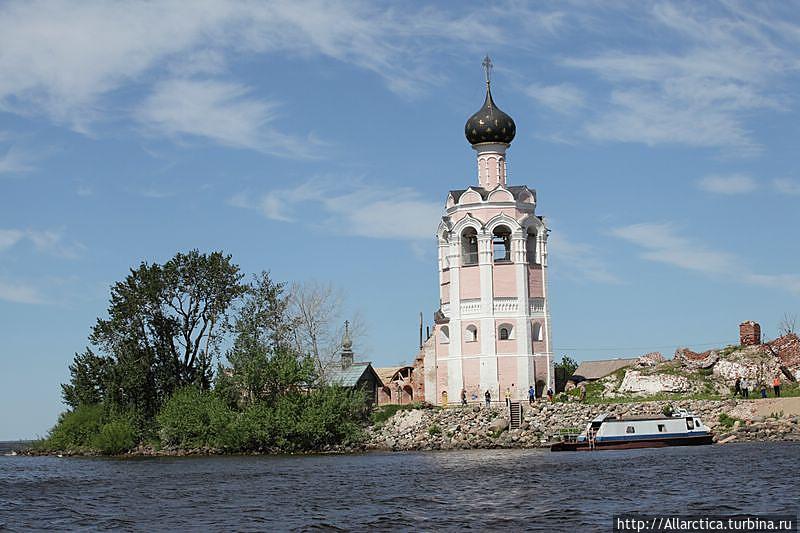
[739,321,761,346]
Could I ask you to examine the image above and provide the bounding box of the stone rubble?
[365,399,800,452]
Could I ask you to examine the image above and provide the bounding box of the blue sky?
[2,1,800,439]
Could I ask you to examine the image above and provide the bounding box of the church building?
[423,57,553,405]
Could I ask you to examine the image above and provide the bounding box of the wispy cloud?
[230,176,441,240]
[525,83,586,114]
[0,278,42,304]
[697,174,758,195]
[137,78,321,158]
[773,178,800,196]
[548,231,621,284]
[560,3,799,153]
[0,228,83,258]
[611,222,800,294]
[0,1,556,136]
[0,146,35,175]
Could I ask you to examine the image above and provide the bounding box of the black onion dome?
[465,87,516,145]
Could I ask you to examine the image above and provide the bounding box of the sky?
[2,0,800,439]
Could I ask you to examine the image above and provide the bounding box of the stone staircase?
[509,401,522,429]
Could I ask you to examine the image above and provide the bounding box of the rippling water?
[1,443,798,531]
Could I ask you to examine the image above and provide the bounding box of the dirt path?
[732,397,800,419]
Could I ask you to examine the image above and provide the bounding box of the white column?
[540,229,553,390]
[513,233,531,395]
[477,233,496,397]
[447,239,463,403]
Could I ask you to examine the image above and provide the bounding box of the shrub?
[428,424,441,436]
[718,413,741,428]
[157,387,235,449]
[45,404,105,451]
[93,418,137,455]
[371,402,424,426]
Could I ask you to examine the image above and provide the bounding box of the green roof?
[326,362,377,387]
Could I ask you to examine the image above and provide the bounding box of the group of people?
[733,375,782,399]
[460,386,556,408]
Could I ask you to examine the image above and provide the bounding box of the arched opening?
[532,322,543,342]
[438,325,450,344]
[498,323,513,341]
[461,227,478,266]
[403,385,413,403]
[535,379,546,398]
[492,225,511,263]
[465,324,478,342]
[526,227,537,264]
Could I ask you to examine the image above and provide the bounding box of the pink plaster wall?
[531,320,545,353]
[461,324,481,356]
[497,356,519,400]
[440,282,450,303]
[492,263,516,297]
[528,265,544,297]
[436,362,448,404]
[459,266,480,299]
[462,358,481,399]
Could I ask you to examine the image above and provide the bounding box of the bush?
[428,424,441,436]
[157,387,236,449]
[93,418,137,455]
[45,404,105,451]
[718,413,741,428]
[371,402,424,426]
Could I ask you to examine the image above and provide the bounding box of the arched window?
[439,325,450,344]
[461,228,478,266]
[532,322,543,342]
[493,225,511,263]
[498,323,513,341]
[526,228,537,264]
[465,324,478,342]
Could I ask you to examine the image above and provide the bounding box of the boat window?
[626,426,635,434]
[686,418,694,430]
[658,424,666,433]
[694,418,701,428]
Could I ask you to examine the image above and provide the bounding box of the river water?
[1,442,797,531]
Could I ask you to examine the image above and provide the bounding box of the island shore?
[13,397,799,457]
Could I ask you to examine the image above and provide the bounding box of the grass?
[370,402,427,426]
[718,413,741,428]
[427,424,441,436]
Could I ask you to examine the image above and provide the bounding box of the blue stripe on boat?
[596,431,709,442]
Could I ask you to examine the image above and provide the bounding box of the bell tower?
[426,57,553,405]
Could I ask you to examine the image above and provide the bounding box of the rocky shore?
[365,398,800,451]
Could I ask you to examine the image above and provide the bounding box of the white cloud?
[548,231,621,284]
[0,279,42,304]
[525,83,586,114]
[611,222,800,294]
[230,177,441,240]
[697,174,758,195]
[773,178,800,196]
[561,3,798,152]
[137,78,319,158]
[0,146,35,175]
[0,228,82,258]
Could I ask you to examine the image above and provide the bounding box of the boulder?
[619,370,692,394]
[488,418,509,434]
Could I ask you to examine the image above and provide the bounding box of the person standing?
[528,385,535,405]
[461,389,468,406]
[741,377,749,399]
[734,376,741,397]
[547,387,554,402]
[484,390,491,408]
[760,382,767,399]
[773,375,781,397]
[504,387,511,407]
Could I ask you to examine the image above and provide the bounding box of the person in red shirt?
[773,376,781,397]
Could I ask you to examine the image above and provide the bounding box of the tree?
[778,312,797,337]
[289,281,365,378]
[556,355,579,377]
[220,272,311,406]
[63,250,245,421]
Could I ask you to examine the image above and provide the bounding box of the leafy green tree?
[63,250,245,423]
[61,349,111,409]
[220,272,312,407]
[556,355,579,377]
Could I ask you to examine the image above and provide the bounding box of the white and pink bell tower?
[427,57,553,405]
